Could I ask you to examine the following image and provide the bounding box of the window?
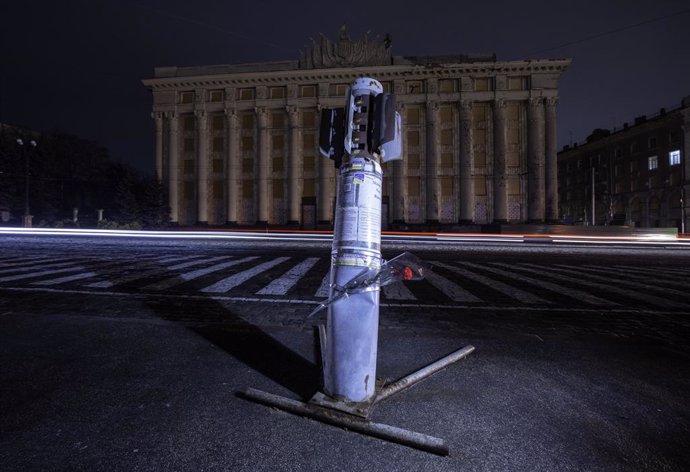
[272,113,285,128]
[238,88,255,101]
[183,181,194,199]
[669,130,679,143]
[473,78,493,92]
[212,137,224,152]
[648,155,658,170]
[179,91,194,104]
[212,159,223,173]
[614,147,622,158]
[272,135,284,150]
[669,149,681,166]
[406,108,420,125]
[407,130,420,146]
[269,87,286,99]
[241,114,254,129]
[439,79,456,93]
[184,138,194,152]
[213,180,224,199]
[300,85,316,98]
[507,76,528,90]
[648,136,657,149]
[183,116,195,131]
[302,111,316,128]
[183,159,194,175]
[241,136,254,151]
[407,177,420,197]
[329,83,348,96]
[406,81,424,94]
[630,141,639,154]
[212,115,224,130]
[209,90,224,102]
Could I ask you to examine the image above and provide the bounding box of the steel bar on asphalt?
[376,345,475,402]
[243,387,449,456]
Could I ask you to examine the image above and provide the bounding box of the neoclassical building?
[142,29,570,228]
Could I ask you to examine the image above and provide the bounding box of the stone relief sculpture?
[299,25,392,69]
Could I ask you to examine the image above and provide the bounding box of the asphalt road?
[1,234,690,471]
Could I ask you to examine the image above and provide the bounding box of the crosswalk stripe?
[382,281,417,300]
[433,261,550,304]
[32,271,99,286]
[459,262,616,306]
[0,256,55,267]
[256,257,319,295]
[424,269,482,303]
[559,265,690,290]
[0,266,85,283]
[0,260,83,275]
[86,256,232,288]
[519,263,689,309]
[146,256,259,291]
[153,254,207,265]
[315,273,330,298]
[201,257,290,293]
[613,265,690,276]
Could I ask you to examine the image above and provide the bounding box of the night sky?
[1,0,688,174]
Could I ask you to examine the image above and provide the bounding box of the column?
[256,107,269,224]
[527,97,546,223]
[544,97,559,223]
[391,103,405,223]
[225,107,239,224]
[459,100,474,223]
[492,100,507,222]
[317,105,332,225]
[152,112,164,182]
[425,101,440,223]
[167,112,180,223]
[287,106,301,225]
[196,110,209,223]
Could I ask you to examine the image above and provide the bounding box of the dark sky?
[1,0,688,174]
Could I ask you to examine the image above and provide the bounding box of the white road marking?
[145,256,258,291]
[0,266,85,283]
[257,257,319,295]
[201,257,290,293]
[559,265,690,290]
[519,263,689,309]
[315,273,331,298]
[424,269,482,303]
[433,261,550,304]
[88,255,233,288]
[32,271,99,286]
[0,260,83,275]
[459,261,616,306]
[382,281,417,300]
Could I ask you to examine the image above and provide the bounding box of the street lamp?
[16,138,37,228]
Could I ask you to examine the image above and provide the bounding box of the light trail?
[1,227,689,247]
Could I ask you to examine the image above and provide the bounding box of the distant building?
[142,28,571,228]
[557,97,690,230]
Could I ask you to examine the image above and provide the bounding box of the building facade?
[557,97,690,230]
[142,30,570,227]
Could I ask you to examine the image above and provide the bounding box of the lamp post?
[17,138,37,228]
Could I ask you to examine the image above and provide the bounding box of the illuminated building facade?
[142,29,570,228]
[557,97,689,230]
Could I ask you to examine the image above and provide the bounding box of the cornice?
[142,59,572,91]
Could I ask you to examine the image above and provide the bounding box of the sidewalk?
[1,290,690,471]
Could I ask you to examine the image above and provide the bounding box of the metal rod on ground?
[243,387,449,456]
[377,345,475,402]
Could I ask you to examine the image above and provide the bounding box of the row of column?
[391,96,558,224]
[155,106,333,225]
[154,97,559,225]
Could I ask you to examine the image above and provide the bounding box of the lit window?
[648,155,658,170]
[669,149,681,166]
